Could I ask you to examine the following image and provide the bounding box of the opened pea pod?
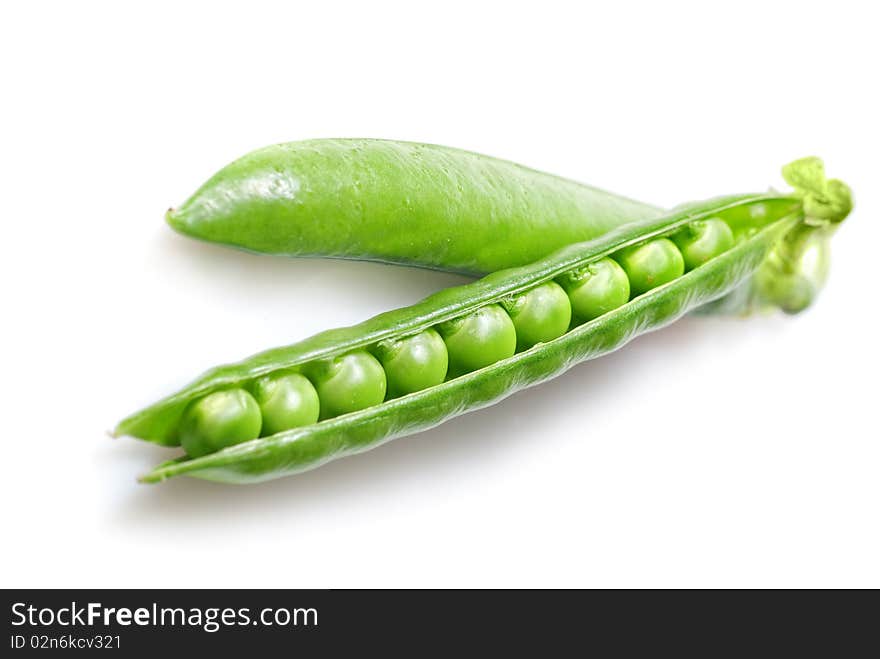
[114,158,852,484]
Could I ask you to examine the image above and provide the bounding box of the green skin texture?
[178,389,262,458]
[251,373,320,437]
[374,329,448,398]
[167,139,661,275]
[115,159,851,483]
[168,140,845,315]
[437,304,517,378]
[673,218,736,271]
[559,258,631,323]
[503,281,572,352]
[118,192,834,484]
[308,351,387,420]
[614,239,686,298]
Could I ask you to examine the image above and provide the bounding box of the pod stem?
[700,157,853,315]
[782,156,853,225]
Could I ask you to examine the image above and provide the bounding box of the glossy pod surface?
[116,159,851,483]
[167,139,660,275]
[117,179,844,482]
[167,141,845,315]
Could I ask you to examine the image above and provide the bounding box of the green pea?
[558,257,630,323]
[503,281,571,351]
[374,329,448,398]
[614,238,684,297]
[672,218,735,271]
[179,389,262,457]
[310,350,387,420]
[251,372,320,436]
[437,304,517,377]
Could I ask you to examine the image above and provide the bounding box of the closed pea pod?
[167,141,846,315]
[166,139,662,275]
[114,158,853,484]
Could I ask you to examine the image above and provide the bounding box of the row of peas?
[178,218,735,457]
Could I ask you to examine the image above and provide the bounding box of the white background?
[2,1,878,588]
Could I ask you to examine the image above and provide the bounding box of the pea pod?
[116,159,852,484]
[167,140,846,313]
[166,138,660,275]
